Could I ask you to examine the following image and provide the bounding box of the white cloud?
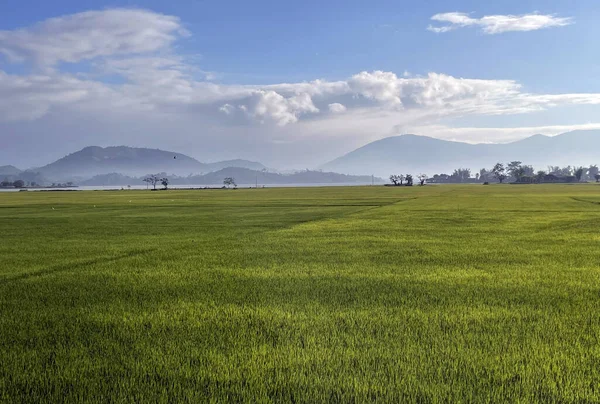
[219,103,235,115]
[328,103,347,113]
[242,91,319,125]
[0,9,186,66]
[428,12,573,34]
[348,71,403,107]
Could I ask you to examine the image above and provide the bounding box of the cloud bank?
[428,12,573,34]
[0,8,596,168]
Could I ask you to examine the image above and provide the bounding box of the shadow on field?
[0,248,156,284]
[570,197,600,205]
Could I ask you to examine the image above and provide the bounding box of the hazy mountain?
[79,173,139,186]
[80,167,382,186]
[0,165,21,176]
[0,169,47,185]
[35,146,206,180]
[204,159,268,172]
[32,146,272,182]
[322,130,600,176]
[184,168,381,185]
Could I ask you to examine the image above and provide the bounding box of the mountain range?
[3,130,600,185]
[22,146,268,181]
[80,168,381,187]
[322,130,600,177]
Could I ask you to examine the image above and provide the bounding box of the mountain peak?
[31,146,271,182]
[0,165,22,176]
[322,131,600,177]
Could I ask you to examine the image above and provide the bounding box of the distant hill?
[322,130,600,176]
[79,173,139,186]
[79,167,382,186]
[0,165,21,177]
[36,146,206,180]
[204,159,268,172]
[0,166,47,185]
[32,146,272,182]
[181,168,381,185]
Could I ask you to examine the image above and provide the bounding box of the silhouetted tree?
[492,163,507,183]
[12,180,25,188]
[596,174,600,183]
[587,165,599,181]
[574,167,585,182]
[144,175,160,190]
[522,165,535,177]
[405,174,413,186]
[161,177,169,189]
[451,168,471,183]
[389,175,400,185]
[507,161,523,181]
[536,171,546,183]
[418,174,427,186]
[547,166,560,175]
[479,168,493,183]
[223,177,236,188]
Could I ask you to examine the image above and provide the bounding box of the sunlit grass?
[1,184,600,401]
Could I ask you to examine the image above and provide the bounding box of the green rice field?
[1,184,600,402]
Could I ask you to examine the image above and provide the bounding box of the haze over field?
[3,129,599,185]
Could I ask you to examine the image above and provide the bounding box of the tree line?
[0,180,73,188]
[424,163,600,184]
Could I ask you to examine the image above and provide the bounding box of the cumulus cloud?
[348,71,403,107]
[328,103,347,113]
[428,12,573,34]
[0,9,187,66]
[240,91,319,125]
[219,103,235,115]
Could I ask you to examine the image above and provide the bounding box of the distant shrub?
[483,182,489,185]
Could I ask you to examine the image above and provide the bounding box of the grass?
[1,184,600,402]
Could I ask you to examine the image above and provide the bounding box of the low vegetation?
[1,185,600,401]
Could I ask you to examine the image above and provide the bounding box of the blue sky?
[1,0,600,168]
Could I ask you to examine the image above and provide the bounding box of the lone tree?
[161,177,169,190]
[492,163,507,183]
[390,174,405,185]
[143,175,160,190]
[223,177,236,188]
[418,174,427,186]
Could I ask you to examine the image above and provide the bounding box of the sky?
[1,0,600,168]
